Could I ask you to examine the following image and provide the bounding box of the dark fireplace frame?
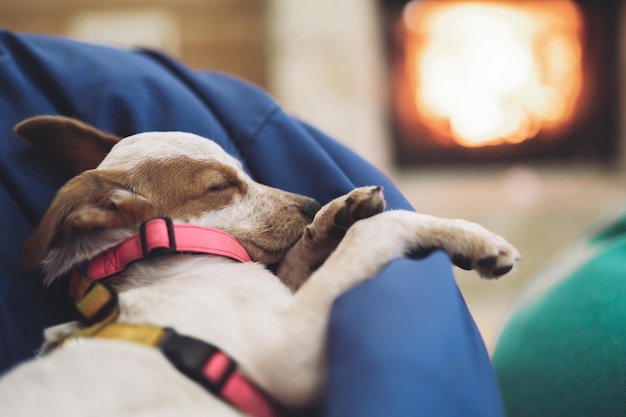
[379,0,622,167]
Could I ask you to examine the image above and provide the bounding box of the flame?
[398,0,584,148]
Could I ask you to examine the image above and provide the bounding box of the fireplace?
[380,0,621,167]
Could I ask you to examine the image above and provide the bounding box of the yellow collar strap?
[66,280,120,341]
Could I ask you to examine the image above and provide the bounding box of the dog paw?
[448,225,520,279]
[328,186,386,237]
[277,186,386,290]
[402,216,519,279]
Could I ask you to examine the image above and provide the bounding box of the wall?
[267,0,391,172]
[0,0,267,87]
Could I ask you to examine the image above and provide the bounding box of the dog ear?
[21,170,155,271]
[15,116,121,174]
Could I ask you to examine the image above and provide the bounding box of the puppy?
[0,116,519,417]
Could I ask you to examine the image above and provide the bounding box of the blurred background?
[1,0,625,351]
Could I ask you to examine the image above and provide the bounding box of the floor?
[389,164,626,352]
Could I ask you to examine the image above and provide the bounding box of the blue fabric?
[326,254,504,417]
[0,30,503,416]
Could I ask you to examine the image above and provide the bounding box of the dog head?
[18,116,320,284]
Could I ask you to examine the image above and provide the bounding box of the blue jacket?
[0,30,503,416]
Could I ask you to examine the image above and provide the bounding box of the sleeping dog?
[0,116,519,416]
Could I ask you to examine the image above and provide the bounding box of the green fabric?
[493,215,626,417]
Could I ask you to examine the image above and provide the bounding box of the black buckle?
[157,328,236,394]
[140,217,177,259]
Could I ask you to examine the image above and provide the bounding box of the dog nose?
[301,198,321,220]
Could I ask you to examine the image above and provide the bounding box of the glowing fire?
[398,0,584,148]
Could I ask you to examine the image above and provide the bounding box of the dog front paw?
[446,223,520,279]
[401,215,519,279]
[326,186,386,238]
[277,187,386,290]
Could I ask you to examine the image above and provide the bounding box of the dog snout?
[301,198,321,221]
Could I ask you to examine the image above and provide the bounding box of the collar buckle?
[157,328,235,394]
[140,217,177,259]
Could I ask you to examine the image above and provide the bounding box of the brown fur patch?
[126,157,247,220]
[21,169,154,270]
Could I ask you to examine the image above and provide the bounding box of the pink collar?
[69,217,251,297]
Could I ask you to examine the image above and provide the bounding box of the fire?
[398,0,584,148]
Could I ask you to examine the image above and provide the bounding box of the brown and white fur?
[0,116,519,417]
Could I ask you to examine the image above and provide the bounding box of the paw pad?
[452,254,474,271]
[477,255,499,268]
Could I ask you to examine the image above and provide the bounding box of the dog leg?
[294,209,519,312]
[276,186,385,291]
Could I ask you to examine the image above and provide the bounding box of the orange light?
[398,0,583,148]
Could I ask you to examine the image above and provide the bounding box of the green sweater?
[494,211,626,416]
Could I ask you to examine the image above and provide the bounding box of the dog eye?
[208,182,238,192]
[208,184,228,192]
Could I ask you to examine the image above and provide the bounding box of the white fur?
[99,132,243,170]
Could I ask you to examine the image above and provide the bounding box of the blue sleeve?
[326,255,504,417]
[0,30,503,416]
